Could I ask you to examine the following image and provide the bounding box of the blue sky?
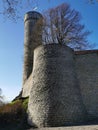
[0,0,98,101]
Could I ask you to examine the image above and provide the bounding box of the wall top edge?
[24,11,43,22]
[34,44,74,52]
[34,44,98,55]
[75,49,98,55]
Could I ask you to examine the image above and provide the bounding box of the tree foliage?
[89,0,98,3]
[0,89,3,106]
[42,3,90,50]
[0,88,2,99]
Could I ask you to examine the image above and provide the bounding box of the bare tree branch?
[42,3,91,50]
[0,0,97,21]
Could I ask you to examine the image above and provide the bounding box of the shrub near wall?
[0,98,29,129]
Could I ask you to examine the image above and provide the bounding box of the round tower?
[28,44,87,127]
[23,11,43,84]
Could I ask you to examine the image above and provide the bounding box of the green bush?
[0,98,30,129]
[22,98,29,110]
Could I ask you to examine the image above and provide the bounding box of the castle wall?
[28,44,86,127]
[22,73,32,97]
[22,43,98,126]
[21,11,98,128]
[75,52,98,119]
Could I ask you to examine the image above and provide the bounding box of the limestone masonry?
[22,11,98,127]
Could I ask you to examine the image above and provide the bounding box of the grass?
[0,97,31,130]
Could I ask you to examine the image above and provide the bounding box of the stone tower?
[23,11,43,84]
[27,44,87,127]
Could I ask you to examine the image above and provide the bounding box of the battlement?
[24,11,42,23]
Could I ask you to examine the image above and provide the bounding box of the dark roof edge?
[74,50,98,55]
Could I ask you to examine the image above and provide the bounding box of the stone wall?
[22,43,98,127]
[22,73,32,97]
[75,51,98,119]
[28,125,98,130]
